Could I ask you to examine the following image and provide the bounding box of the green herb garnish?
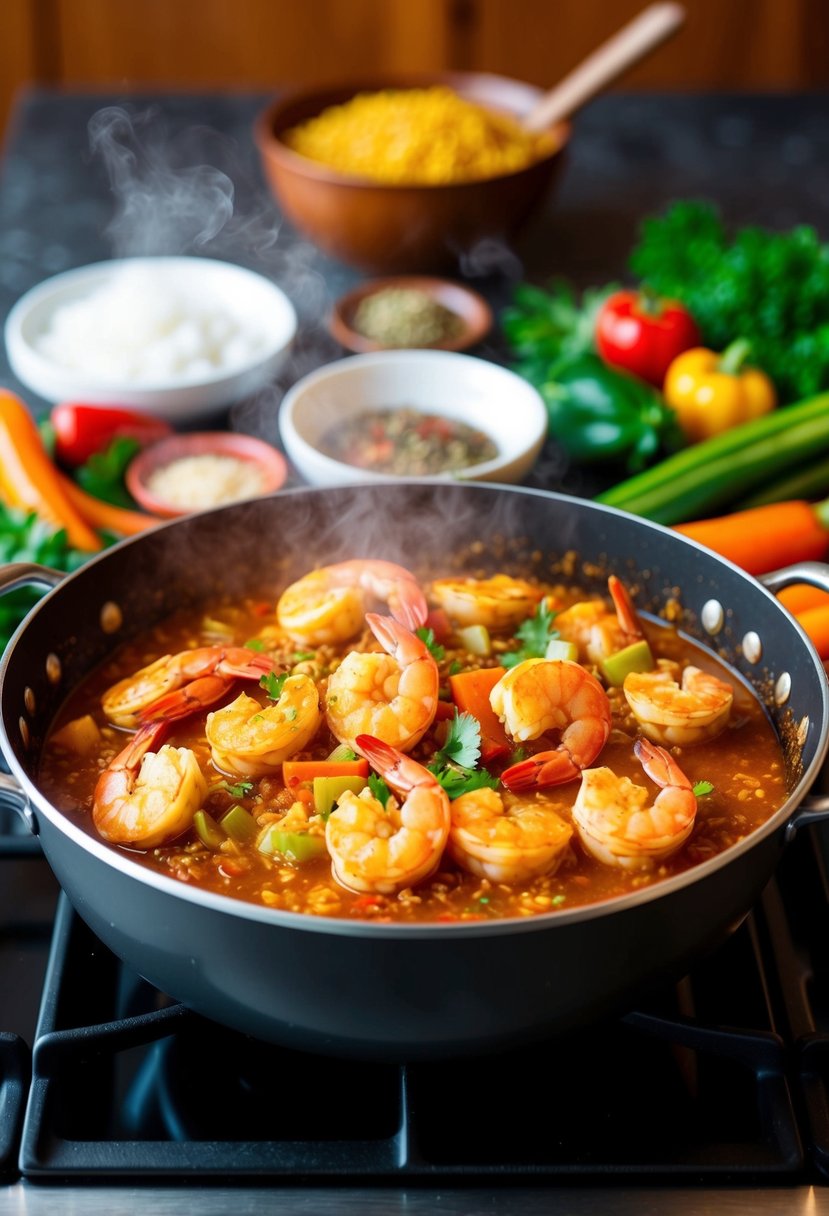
[368,773,391,807]
[210,778,254,798]
[501,600,559,668]
[428,711,499,800]
[260,671,288,701]
[692,780,714,798]
[74,436,141,508]
[415,626,445,661]
[245,638,266,652]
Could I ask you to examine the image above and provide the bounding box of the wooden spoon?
[522,2,686,133]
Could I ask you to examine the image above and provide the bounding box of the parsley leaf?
[260,671,288,701]
[432,710,481,770]
[501,600,559,668]
[416,626,445,661]
[293,651,316,662]
[368,773,391,807]
[693,780,714,798]
[211,779,254,798]
[430,764,499,800]
[75,436,142,508]
[245,638,266,652]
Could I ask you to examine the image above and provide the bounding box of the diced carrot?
[448,666,510,761]
[434,700,456,721]
[778,584,829,616]
[282,759,369,789]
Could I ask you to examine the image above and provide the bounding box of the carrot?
[674,498,829,576]
[282,759,369,789]
[58,474,159,537]
[0,390,100,551]
[448,666,510,761]
[777,584,829,616]
[795,605,829,659]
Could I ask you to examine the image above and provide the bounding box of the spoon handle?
[522,2,686,133]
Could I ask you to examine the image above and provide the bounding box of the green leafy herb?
[260,671,288,701]
[630,200,829,401]
[692,780,714,798]
[432,710,481,770]
[368,773,391,807]
[415,626,445,661]
[74,436,141,508]
[447,659,462,676]
[293,651,316,662]
[245,638,266,652]
[501,600,559,668]
[430,764,499,800]
[211,778,254,798]
[501,279,616,384]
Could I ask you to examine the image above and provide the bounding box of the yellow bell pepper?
[663,339,776,442]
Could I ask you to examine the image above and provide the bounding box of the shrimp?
[448,786,572,884]
[92,720,207,848]
[556,575,642,664]
[492,658,612,791]
[276,559,427,645]
[205,673,321,777]
[325,734,450,895]
[623,665,734,747]
[429,574,544,631]
[102,647,283,729]
[325,613,438,752]
[572,737,697,871]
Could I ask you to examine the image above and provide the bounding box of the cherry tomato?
[595,290,700,388]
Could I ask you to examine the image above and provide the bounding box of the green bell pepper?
[541,354,685,472]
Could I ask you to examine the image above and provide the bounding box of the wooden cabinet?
[2,0,828,138]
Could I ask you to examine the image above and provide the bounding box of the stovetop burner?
[12,828,829,1184]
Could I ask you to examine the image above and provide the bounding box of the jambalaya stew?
[38,560,788,922]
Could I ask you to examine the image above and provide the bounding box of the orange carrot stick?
[674,499,829,576]
[58,474,160,537]
[0,390,100,551]
[795,605,829,659]
[777,584,829,616]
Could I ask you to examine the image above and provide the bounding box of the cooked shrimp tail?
[608,575,643,640]
[493,659,612,792]
[325,734,450,895]
[93,719,207,848]
[572,737,697,871]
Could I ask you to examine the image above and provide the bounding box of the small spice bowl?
[278,349,547,486]
[329,276,493,354]
[126,432,288,518]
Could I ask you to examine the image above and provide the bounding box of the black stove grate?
[17,870,811,1183]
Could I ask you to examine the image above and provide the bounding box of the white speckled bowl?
[278,349,547,485]
[4,256,297,421]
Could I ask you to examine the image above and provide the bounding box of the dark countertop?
[2,88,829,1215]
[1,89,828,495]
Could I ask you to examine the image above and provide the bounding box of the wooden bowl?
[329,276,493,353]
[254,73,569,274]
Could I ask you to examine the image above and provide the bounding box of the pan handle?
[761,560,829,596]
[0,770,39,853]
[786,792,829,839]
[0,562,63,597]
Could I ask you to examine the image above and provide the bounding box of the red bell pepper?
[51,402,173,466]
[595,290,700,388]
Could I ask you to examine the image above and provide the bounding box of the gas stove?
[2,803,829,1213]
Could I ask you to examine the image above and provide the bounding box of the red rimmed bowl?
[126,432,288,518]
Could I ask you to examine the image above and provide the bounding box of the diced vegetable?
[326,743,359,762]
[194,809,227,850]
[257,826,326,862]
[596,392,829,524]
[283,759,369,791]
[674,498,829,576]
[50,713,101,755]
[313,775,368,817]
[599,640,654,687]
[544,638,578,661]
[457,624,491,656]
[219,804,258,844]
[0,390,101,551]
[448,667,510,762]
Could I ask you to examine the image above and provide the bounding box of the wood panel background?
[2,0,828,142]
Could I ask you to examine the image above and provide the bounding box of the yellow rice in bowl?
[282,86,557,185]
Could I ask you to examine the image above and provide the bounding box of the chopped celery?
[600,640,654,687]
[457,624,492,656]
[257,826,326,862]
[327,742,359,762]
[194,810,227,850]
[313,774,368,817]
[544,638,578,662]
[219,804,258,844]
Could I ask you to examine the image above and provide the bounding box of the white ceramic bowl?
[4,256,297,422]
[278,349,547,486]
